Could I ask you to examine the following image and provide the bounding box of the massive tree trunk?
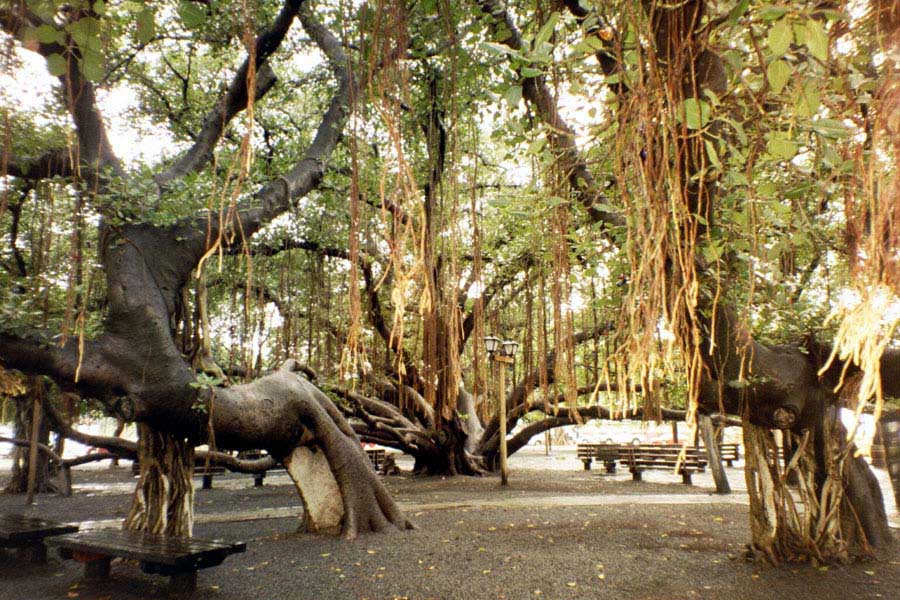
[0,2,411,539]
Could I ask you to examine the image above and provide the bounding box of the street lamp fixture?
[484,335,518,487]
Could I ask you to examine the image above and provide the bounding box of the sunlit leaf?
[794,81,821,117]
[767,19,792,57]
[534,13,559,47]
[681,98,711,130]
[136,8,157,44]
[45,53,67,77]
[178,1,207,29]
[766,134,798,160]
[35,24,63,45]
[504,85,523,108]
[805,20,829,62]
[767,60,792,94]
[758,6,789,20]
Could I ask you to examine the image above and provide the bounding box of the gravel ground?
[1,449,899,600]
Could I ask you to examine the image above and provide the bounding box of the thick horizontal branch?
[4,148,77,182]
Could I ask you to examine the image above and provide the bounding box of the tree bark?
[699,412,730,495]
[3,386,57,495]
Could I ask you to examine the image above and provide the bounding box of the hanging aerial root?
[124,425,194,537]
[742,411,889,564]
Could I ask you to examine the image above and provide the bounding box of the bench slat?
[48,530,245,569]
[0,515,78,543]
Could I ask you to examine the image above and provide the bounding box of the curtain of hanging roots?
[366,0,419,394]
[742,410,879,564]
[609,3,704,428]
[819,2,900,457]
[124,424,195,537]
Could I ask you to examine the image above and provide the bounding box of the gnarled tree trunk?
[124,426,194,537]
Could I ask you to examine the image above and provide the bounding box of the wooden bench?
[0,515,78,563]
[131,462,226,490]
[49,529,246,593]
[365,447,386,470]
[576,444,604,470]
[715,442,740,466]
[195,466,226,490]
[578,444,620,473]
[621,445,708,485]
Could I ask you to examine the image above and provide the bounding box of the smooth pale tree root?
[286,447,343,533]
[270,366,414,538]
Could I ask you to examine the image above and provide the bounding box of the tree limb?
[154,0,303,190]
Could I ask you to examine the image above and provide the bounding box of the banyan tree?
[1,0,899,562]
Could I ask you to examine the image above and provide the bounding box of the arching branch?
[154,0,304,190]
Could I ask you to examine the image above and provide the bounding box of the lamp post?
[485,336,518,486]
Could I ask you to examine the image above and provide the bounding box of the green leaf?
[766,134,798,161]
[35,24,63,45]
[504,85,523,108]
[810,118,847,139]
[703,240,725,263]
[681,98,711,130]
[136,8,156,44]
[758,6,789,21]
[705,139,722,170]
[481,42,524,61]
[728,0,750,24]
[534,13,559,47]
[766,60,792,94]
[805,20,829,62]
[45,53,67,77]
[527,136,547,155]
[767,20,792,57]
[521,66,543,78]
[67,17,101,52]
[758,181,777,197]
[81,49,105,82]
[794,81,821,117]
[178,1,207,29]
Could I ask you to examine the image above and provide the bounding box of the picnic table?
[49,529,246,593]
[0,514,78,563]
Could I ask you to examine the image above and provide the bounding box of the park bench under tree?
[578,442,737,472]
[0,515,78,563]
[365,447,387,470]
[131,460,228,490]
[49,529,246,593]
[717,443,740,467]
[622,445,708,485]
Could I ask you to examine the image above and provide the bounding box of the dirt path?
[1,448,899,600]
